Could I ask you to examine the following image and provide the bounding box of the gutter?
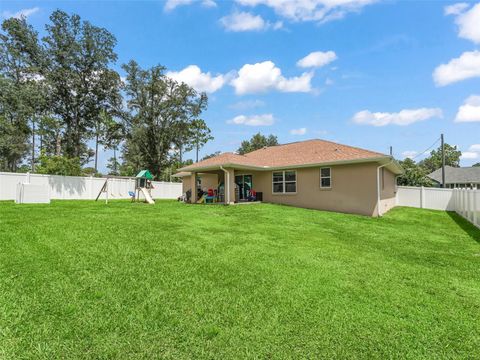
[220,166,230,204]
[376,158,393,217]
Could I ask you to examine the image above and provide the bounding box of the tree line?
[0,10,212,179]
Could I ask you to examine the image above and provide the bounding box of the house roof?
[428,166,480,184]
[171,171,191,178]
[178,139,403,174]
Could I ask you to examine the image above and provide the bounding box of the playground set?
[96,170,155,204]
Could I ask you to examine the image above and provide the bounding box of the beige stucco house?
[175,139,403,217]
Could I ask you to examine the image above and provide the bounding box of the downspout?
[220,166,229,204]
[376,159,393,217]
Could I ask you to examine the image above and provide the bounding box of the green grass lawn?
[1,200,479,359]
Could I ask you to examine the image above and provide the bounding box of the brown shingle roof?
[179,139,389,172]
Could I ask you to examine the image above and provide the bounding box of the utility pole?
[389,146,393,156]
[441,133,445,188]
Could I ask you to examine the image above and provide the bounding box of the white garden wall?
[0,172,182,201]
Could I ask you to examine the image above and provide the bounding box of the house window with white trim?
[320,167,331,188]
[272,171,297,194]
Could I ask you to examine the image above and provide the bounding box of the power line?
[410,137,441,160]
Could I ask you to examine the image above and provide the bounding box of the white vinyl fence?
[396,186,480,228]
[0,172,182,201]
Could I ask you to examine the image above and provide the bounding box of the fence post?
[454,188,457,212]
[460,189,464,216]
[472,189,477,226]
[88,176,93,199]
[469,189,474,222]
[420,186,425,209]
[26,172,30,184]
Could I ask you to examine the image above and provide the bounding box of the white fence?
[0,172,182,201]
[396,186,480,228]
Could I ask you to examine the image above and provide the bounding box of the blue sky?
[2,0,480,172]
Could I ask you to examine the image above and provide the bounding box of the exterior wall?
[199,173,219,191]
[379,168,397,215]
[181,173,219,194]
[237,162,387,216]
[182,176,191,194]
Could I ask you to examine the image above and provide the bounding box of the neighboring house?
[428,166,480,189]
[175,139,403,216]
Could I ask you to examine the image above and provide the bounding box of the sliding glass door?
[235,175,253,200]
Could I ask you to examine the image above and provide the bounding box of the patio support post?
[190,172,197,203]
[227,168,235,205]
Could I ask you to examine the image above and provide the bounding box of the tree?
[106,156,121,176]
[121,60,209,177]
[36,153,82,176]
[41,10,122,160]
[397,158,434,187]
[0,111,29,171]
[92,109,123,172]
[189,118,213,162]
[0,17,44,171]
[82,166,101,177]
[202,151,221,160]
[37,115,64,156]
[472,162,480,167]
[237,133,278,155]
[1,10,122,171]
[418,143,462,173]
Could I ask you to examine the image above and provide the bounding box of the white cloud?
[227,113,274,126]
[220,11,282,32]
[402,150,418,159]
[235,0,377,23]
[229,99,265,110]
[1,7,39,19]
[449,3,480,44]
[455,95,480,122]
[460,144,480,160]
[290,127,307,135]
[469,144,480,152]
[164,0,216,11]
[297,51,337,68]
[444,2,469,16]
[352,108,443,126]
[460,151,478,159]
[166,65,226,93]
[231,61,313,94]
[202,0,217,8]
[433,50,480,86]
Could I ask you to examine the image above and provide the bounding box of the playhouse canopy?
[136,170,154,180]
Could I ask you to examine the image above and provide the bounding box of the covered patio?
[176,166,262,205]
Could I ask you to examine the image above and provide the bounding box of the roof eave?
[178,156,404,174]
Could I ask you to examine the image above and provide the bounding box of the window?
[320,167,331,188]
[272,171,296,194]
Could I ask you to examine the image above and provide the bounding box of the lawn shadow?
[447,211,480,244]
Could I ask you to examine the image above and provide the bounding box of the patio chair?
[205,188,215,204]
